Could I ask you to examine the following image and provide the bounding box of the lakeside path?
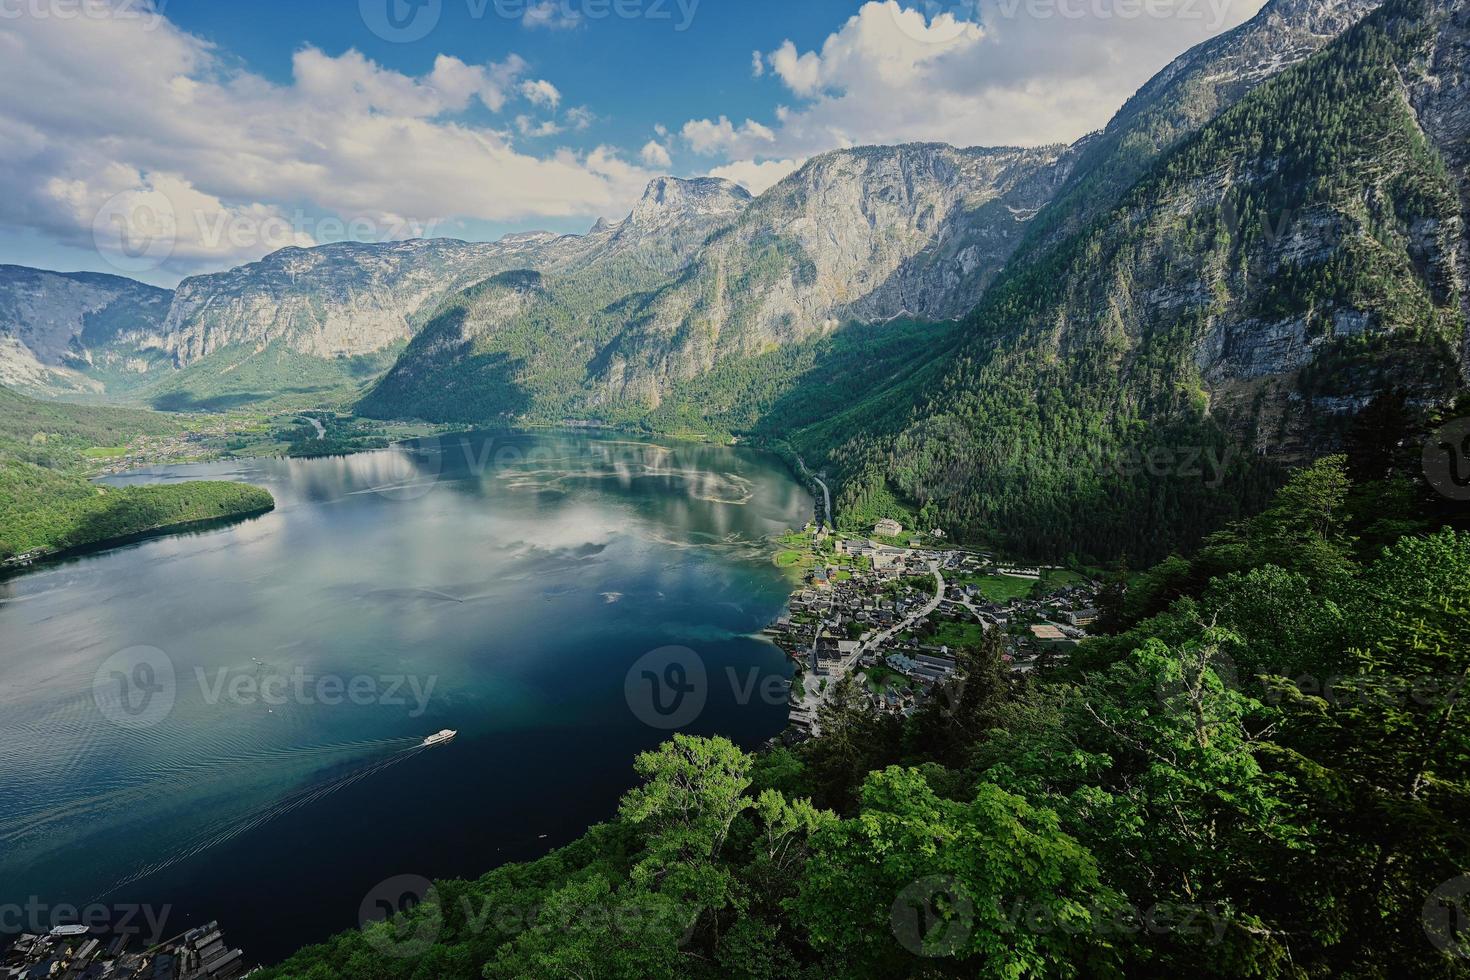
[790,560,944,735]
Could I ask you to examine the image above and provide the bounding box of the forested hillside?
[255,439,1470,979]
[798,0,1467,563]
[0,386,273,561]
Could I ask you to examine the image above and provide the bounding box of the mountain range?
[2,0,1464,560]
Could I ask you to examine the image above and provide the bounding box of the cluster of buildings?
[769,520,1101,732]
[3,923,246,980]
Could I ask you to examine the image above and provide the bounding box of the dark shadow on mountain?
[357,309,533,422]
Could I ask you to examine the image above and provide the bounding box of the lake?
[0,430,812,963]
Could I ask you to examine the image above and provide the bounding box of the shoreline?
[1,503,277,576]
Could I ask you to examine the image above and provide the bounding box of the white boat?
[422,729,457,748]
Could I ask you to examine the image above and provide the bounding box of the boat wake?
[95,738,427,898]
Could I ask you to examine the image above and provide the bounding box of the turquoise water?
[0,431,810,962]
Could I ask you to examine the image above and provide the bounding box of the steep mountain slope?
[1024,0,1385,259]
[801,0,1467,563]
[584,144,1074,408]
[0,266,173,397]
[148,178,751,412]
[357,178,754,421]
[163,179,753,366]
[363,0,1392,426]
[362,143,1073,421]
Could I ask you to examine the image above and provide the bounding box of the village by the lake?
[765,518,1101,737]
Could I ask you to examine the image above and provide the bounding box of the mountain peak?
[629,176,752,227]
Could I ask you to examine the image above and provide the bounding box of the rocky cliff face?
[808,0,1467,562]
[0,266,172,396]
[381,0,1391,419]
[160,177,755,370]
[1392,0,1470,367]
[162,238,558,364]
[1024,0,1385,259]
[586,143,1073,406]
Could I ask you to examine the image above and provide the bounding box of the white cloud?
[707,158,805,195]
[523,0,582,30]
[751,50,766,78]
[0,11,654,277]
[520,78,562,109]
[517,115,564,138]
[681,116,777,156]
[687,0,1267,164]
[640,141,673,169]
[768,40,825,97]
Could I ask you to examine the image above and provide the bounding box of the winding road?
[795,455,831,527]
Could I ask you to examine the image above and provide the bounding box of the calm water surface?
[0,431,810,963]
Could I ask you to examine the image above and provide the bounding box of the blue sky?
[169,0,856,154]
[0,0,1264,285]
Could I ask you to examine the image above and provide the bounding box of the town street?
[792,561,944,735]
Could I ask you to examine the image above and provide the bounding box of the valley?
[3,0,1470,976]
